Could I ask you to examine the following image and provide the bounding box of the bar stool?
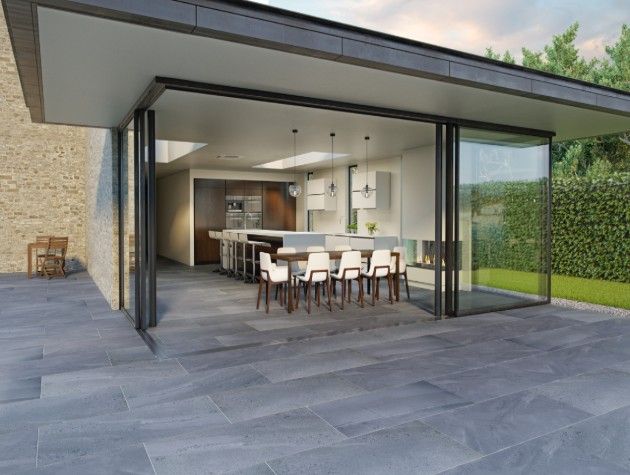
[207,231,220,273]
[245,240,270,283]
[225,232,237,277]
[236,232,249,280]
[220,232,231,275]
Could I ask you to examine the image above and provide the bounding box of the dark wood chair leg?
[265,280,270,313]
[358,277,365,307]
[404,270,410,299]
[256,277,263,309]
[316,283,321,307]
[327,278,332,311]
[341,280,345,310]
[388,274,394,304]
[371,275,376,306]
[307,281,312,314]
[376,278,380,300]
[348,280,352,302]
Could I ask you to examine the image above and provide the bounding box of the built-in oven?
[226,200,244,213]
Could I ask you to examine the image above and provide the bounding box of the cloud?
[264,0,628,60]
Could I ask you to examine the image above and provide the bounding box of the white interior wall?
[157,170,191,265]
[310,156,404,236]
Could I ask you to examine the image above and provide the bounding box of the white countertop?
[223,229,324,237]
[223,229,396,239]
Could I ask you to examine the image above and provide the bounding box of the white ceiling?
[151,90,435,176]
[38,7,629,140]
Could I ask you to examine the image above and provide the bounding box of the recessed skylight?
[155,140,206,164]
[254,151,349,169]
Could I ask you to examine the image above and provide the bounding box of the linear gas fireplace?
[403,239,461,270]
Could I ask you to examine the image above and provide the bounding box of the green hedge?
[466,173,630,283]
[552,173,630,283]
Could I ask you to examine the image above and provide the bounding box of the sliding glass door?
[450,127,551,315]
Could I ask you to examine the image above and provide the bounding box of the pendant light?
[361,136,374,198]
[288,129,302,198]
[327,132,337,197]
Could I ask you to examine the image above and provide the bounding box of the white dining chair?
[295,252,331,314]
[298,245,326,273]
[331,251,363,308]
[390,246,410,299]
[331,244,352,273]
[361,249,393,306]
[257,252,289,313]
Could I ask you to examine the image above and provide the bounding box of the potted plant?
[346,222,358,234]
[365,222,378,236]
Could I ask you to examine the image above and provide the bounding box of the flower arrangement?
[365,222,378,235]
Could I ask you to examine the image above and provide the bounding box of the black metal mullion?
[546,138,553,303]
[444,123,454,316]
[147,110,157,327]
[453,125,460,316]
[434,124,443,318]
[117,129,124,310]
[133,110,145,329]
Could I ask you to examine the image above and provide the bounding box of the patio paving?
[1,269,630,474]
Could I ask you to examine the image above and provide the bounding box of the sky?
[248,0,629,61]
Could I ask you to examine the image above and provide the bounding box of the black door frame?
[117,78,554,324]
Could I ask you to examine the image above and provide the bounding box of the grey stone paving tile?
[210,373,366,422]
[437,315,576,345]
[106,346,156,366]
[269,419,480,475]
[0,326,46,339]
[498,304,565,319]
[335,353,467,391]
[586,319,630,338]
[502,339,630,382]
[123,364,269,409]
[252,349,379,383]
[145,407,346,474]
[532,368,630,416]
[0,429,37,472]
[215,326,319,347]
[40,359,187,397]
[245,316,337,331]
[224,464,275,475]
[311,380,470,437]
[37,396,226,467]
[442,406,630,474]
[354,334,461,361]
[153,322,254,342]
[427,363,559,402]
[0,377,41,404]
[551,308,617,323]
[31,445,155,475]
[0,387,128,434]
[424,390,591,455]
[177,344,302,373]
[0,346,43,365]
[0,349,111,381]
[508,324,607,351]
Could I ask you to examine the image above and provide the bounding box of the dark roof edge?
[195,0,629,98]
[2,0,629,126]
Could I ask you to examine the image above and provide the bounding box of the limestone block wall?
[0,8,87,273]
[85,128,119,309]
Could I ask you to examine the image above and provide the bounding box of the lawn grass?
[471,268,630,310]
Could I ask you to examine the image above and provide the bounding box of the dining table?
[26,241,49,279]
[269,250,400,313]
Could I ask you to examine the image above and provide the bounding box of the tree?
[485,23,630,176]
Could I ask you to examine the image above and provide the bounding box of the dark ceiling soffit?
[3,0,629,125]
[144,76,555,138]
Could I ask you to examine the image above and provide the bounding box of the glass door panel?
[455,127,550,315]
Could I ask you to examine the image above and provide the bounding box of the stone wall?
[85,128,120,309]
[0,8,87,273]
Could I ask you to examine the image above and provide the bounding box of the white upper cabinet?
[351,171,390,209]
[306,178,337,211]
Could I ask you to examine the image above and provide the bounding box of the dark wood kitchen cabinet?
[194,179,225,265]
[262,182,296,231]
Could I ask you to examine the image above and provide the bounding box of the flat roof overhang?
[2,0,629,140]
